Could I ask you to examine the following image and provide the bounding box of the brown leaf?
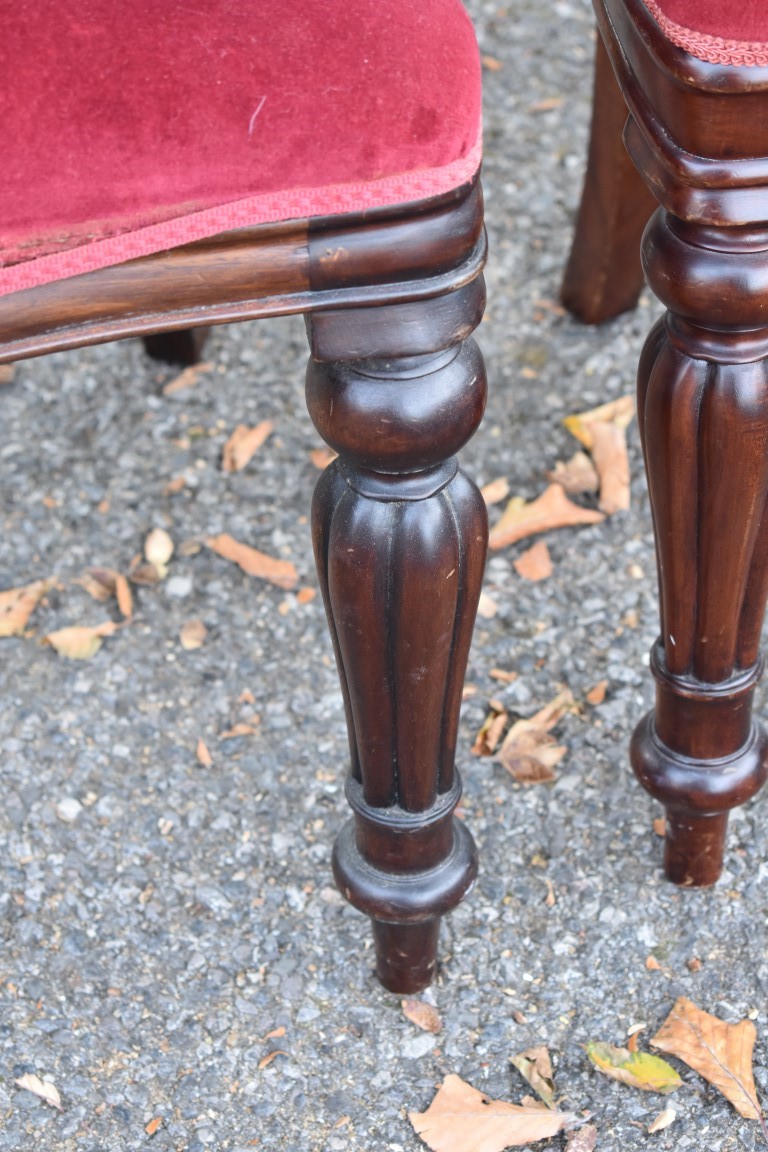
[489,484,604,551]
[310,447,337,470]
[586,1042,682,1093]
[481,54,503,71]
[547,452,599,495]
[219,722,259,740]
[43,621,118,660]
[163,474,188,496]
[489,668,517,684]
[650,997,762,1120]
[0,579,53,637]
[565,1125,598,1152]
[481,477,510,507]
[513,540,552,582]
[647,1108,676,1134]
[408,1074,575,1152]
[497,689,575,784]
[196,739,213,768]
[653,817,666,838]
[510,1046,556,1108]
[162,361,214,395]
[529,96,564,112]
[646,956,662,971]
[296,587,316,605]
[180,619,207,650]
[222,421,273,472]
[563,395,634,514]
[79,567,118,602]
[402,999,442,1034]
[145,1116,163,1136]
[14,1073,63,1111]
[477,591,499,619]
[206,533,298,590]
[0,364,15,385]
[258,1050,289,1071]
[115,574,133,618]
[472,703,508,757]
[128,560,162,586]
[585,680,608,706]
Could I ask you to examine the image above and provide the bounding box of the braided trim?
[643,0,768,68]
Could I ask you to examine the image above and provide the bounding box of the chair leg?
[305,286,487,992]
[560,35,656,324]
[143,327,210,365]
[631,208,768,885]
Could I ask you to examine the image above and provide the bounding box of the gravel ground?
[3,3,768,1150]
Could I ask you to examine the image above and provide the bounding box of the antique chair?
[564,1,768,888]
[0,0,487,993]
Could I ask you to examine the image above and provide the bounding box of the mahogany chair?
[565,1,768,887]
[0,1,487,993]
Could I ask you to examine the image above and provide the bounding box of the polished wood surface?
[561,35,654,323]
[1,181,487,991]
[594,0,768,884]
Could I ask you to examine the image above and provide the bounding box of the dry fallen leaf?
[585,1041,682,1094]
[510,1047,556,1108]
[222,421,273,472]
[145,1116,163,1136]
[653,817,666,838]
[115,574,133,618]
[497,689,575,784]
[14,1073,63,1111]
[564,395,634,514]
[646,955,662,971]
[565,1125,598,1152]
[472,702,508,757]
[585,680,608,706]
[489,484,604,551]
[206,533,298,590]
[0,364,15,385]
[489,668,517,684]
[477,591,499,619]
[258,1050,289,1071]
[163,474,188,496]
[650,997,763,1122]
[481,53,503,71]
[647,1107,676,1134]
[162,360,214,395]
[402,998,442,1034]
[310,447,338,470]
[0,579,53,637]
[180,619,207,650]
[296,587,316,605]
[196,739,213,768]
[219,722,259,740]
[408,1074,576,1152]
[481,477,511,507]
[145,528,174,578]
[529,96,564,112]
[43,621,118,660]
[547,452,599,496]
[79,567,118,602]
[514,540,552,582]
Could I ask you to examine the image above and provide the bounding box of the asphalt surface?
[2,2,767,1150]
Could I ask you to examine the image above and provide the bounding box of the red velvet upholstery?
[645,1,768,67]
[0,0,481,296]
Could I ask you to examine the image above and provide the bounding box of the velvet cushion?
[0,0,481,296]
[645,1,768,67]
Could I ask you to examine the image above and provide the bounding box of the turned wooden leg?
[305,282,487,991]
[631,210,768,885]
[560,36,655,324]
[143,327,210,365]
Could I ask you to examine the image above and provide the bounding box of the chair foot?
[560,35,655,324]
[306,284,487,992]
[143,327,210,365]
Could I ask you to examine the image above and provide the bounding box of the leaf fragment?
[145,528,174,577]
[471,702,508,757]
[14,1073,63,1110]
[481,477,510,507]
[196,739,213,768]
[402,998,442,1034]
[43,621,118,660]
[513,540,552,582]
[219,722,259,740]
[565,1125,598,1152]
[310,447,337,470]
[222,421,273,472]
[0,579,53,637]
[650,997,762,1120]
[408,1074,576,1152]
[161,360,214,395]
[547,451,599,496]
[489,484,604,551]
[585,1041,682,1094]
[648,1107,676,1134]
[145,1116,163,1136]
[477,591,499,619]
[497,689,575,784]
[115,574,134,618]
[586,680,608,706]
[510,1046,556,1108]
[206,533,298,590]
[180,619,207,650]
[563,395,635,514]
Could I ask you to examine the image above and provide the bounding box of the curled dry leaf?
[513,540,552,582]
[402,998,442,1034]
[43,621,118,660]
[481,477,510,507]
[0,579,53,637]
[565,1125,598,1152]
[585,1041,682,1094]
[14,1073,63,1111]
[79,567,118,602]
[408,1074,576,1152]
[647,1107,676,1134]
[497,689,575,784]
[650,997,763,1121]
[180,619,207,650]
[563,395,635,515]
[547,451,599,496]
[145,528,174,578]
[510,1046,556,1108]
[206,533,298,590]
[222,420,273,473]
[161,360,214,395]
[196,739,213,768]
[489,484,604,551]
[471,702,508,757]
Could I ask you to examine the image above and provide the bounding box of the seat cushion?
[644,1,768,67]
[0,0,481,296]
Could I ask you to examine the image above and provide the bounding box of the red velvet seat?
[0,0,481,294]
[644,1,768,65]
